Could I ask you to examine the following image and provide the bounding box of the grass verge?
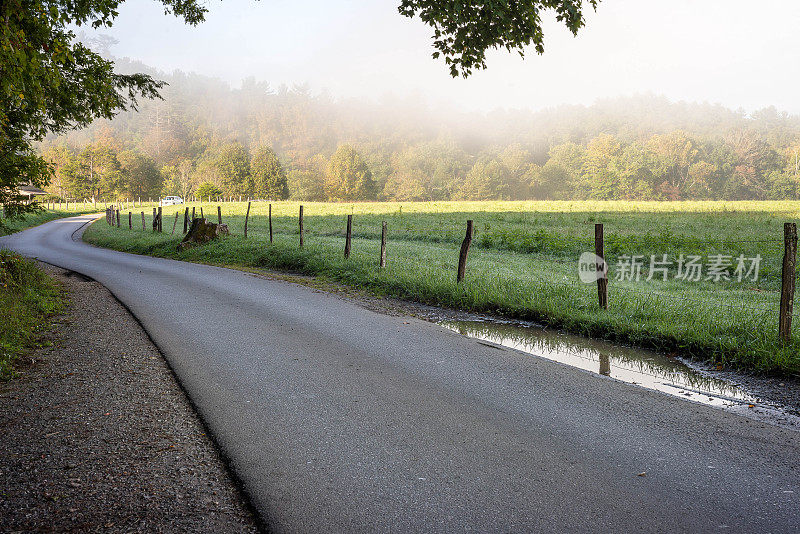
[0,251,64,379]
[84,201,800,376]
[0,206,101,236]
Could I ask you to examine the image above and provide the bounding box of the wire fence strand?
[105,203,794,335]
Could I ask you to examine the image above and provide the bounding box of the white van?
[161,196,184,206]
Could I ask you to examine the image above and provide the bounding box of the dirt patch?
[0,264,260,533]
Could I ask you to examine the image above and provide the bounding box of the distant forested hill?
[40,57,800,202]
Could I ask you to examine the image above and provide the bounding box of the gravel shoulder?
[0,263,260,533]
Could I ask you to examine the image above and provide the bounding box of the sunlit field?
[84,200,800,374]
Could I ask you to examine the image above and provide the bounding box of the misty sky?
[87,0,800,114]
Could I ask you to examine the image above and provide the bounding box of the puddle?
[439,319,800,429]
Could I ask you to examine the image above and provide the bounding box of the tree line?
[39,59,800,202]
[42,135,381,201]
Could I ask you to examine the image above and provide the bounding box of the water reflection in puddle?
[439,320,757,408]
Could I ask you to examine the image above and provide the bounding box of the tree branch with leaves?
[0,0,205,222]
[399,0,599,77]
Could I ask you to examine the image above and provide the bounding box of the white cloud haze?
[85,0,800,114]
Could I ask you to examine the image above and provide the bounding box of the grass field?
[83,200,800,375]
[0,251,64,379]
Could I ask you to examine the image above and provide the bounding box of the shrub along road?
[2,215,799,532]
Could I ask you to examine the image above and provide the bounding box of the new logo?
[578,252,608,283]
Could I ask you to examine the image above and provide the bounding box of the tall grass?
[85,200,800,375]
[0,251,64,379]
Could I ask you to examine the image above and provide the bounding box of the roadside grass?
[0,203,103,236]
[84,200,800,375]
[0,250,64,380]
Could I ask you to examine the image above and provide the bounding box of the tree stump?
[178,218,223,250]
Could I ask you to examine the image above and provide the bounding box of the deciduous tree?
[118,150,161,200]
[251,147,288,200]
[325,145,376,201]
[69,144,122,200]
[162,158,196,199]
[457,157,509,200]
[1,0,206,220]
[214,142,251,196]
[196,182,222,200]
[42,145,76,199]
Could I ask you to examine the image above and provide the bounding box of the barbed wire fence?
[103,200,799,344]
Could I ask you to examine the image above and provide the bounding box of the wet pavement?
[438,318,800,430]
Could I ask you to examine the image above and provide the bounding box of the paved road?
[3,215,799,533]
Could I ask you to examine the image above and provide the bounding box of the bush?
[196,182,222,200]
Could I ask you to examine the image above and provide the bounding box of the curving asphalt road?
[3,215,799,533]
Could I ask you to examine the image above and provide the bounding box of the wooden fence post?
[217,205,222,225]
[191,207,195,221]
[244,201,251,237]
[599,353,611,376]
[457,220,473,283]
[183,207,189,233]
[344,214,352,258]
[380,221,387,268]
[268,204,273,243]
[141,211,145,230]
[152,208,157,232]
[172,211,179,234]
[200,207,204,220]
[116,209,120,227]
[595,223,608,309]
[299,205,304,248]
[157,206,162,232]
[779,222,797,342]
[128,212,132,229]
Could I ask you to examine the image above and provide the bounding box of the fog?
[84,0,800,114]
[49,0,800,203]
